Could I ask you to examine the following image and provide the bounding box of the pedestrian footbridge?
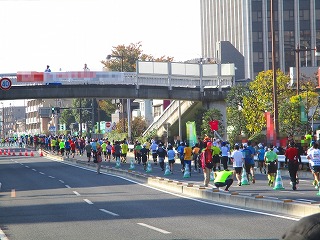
[0,61,235,101]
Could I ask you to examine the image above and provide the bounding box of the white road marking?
[99,209,119,216]
[50,156,300,221]
[48,176,55,179]
[25,166,30,168]
[39,172,45,175]
[65,185,71,188]
[0,228,9,240]
[137,223,171,234]
[32,169,37,171]
[84,199,93,205]
[73,191,81,196]
[59,180,65,183]
[295,198,319,204]
[20,163,24,165]
[279,190,305,195]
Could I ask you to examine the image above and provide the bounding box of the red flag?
[209,120,219,131]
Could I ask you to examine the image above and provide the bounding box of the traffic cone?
[115,158,121,168]
[12,150,16,156]
[30,151,34,157]
[317,183,320,196]
[4,149,6,155]
[241,167,250,185]
[8,149,11,155]
[25,150,28,156]
[146,161,152,173]
[273,169,285,190]
[129,159,135,170]
[183,163,190,178]
[40,150,44,157]
[210,170,215,181]
[0,149,2,155]
[164,162,171,176]
[19,150,22,156]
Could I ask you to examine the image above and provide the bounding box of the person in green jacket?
[214,170,234,192]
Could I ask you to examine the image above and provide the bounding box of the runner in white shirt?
[307,142,320,189]
[230,144,244,186]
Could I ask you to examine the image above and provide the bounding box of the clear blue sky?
[0,0,201,73]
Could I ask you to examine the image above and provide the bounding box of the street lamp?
[294,45,318,95]
[106,53,130,138]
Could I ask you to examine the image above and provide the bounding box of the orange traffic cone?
[8,149,11,155]
[40,150,44,157]
[0,149,2,155]
[19,150,22,156]
[30,151,34,157]
[4,150,7,155]
[12,150,16,156]
[25,150,28,156]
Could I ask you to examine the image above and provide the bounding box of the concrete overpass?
[0,61,235,101]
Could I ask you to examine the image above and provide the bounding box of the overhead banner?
[186,121,197,147]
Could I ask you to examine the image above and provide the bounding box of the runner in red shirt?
[70,141,76,158]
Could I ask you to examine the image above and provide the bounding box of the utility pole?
[271,0,279,142]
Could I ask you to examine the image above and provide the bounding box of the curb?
[46,152,320,218]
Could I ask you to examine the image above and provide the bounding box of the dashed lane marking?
[84,199,93,205]
[32,169,37,172]
[137,223,171,234]
[25,166,30,168]
[48,176,55,179]
[73,191,81,196]
[59,180,64,183]
[65,185,71,188]
[39,172,45,175]
[99,209,119,216]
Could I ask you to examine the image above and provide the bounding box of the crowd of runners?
[2,134,320,192]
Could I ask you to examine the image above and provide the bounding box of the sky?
[0,0,201,107]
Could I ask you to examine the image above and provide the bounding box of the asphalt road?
[59,150,320,203]
[0,152,299,240]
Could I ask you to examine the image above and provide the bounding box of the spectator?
[45,65,51,72]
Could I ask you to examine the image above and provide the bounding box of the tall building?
[200,0,320,79]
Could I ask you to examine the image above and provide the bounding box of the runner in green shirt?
[264,144,278,186]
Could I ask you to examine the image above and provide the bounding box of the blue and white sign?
[0,78,12,90]
[49,126,56,132]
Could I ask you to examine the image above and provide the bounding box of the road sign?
[49,126,56,132]
[106,122,111,128]
[0,78,12,90]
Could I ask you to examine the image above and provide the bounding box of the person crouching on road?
[214,170,234,192]
[264,144,278,187]
[96,145,102,174]
[200,142,213,187]
[230,144,244,186]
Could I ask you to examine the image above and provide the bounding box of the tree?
[101,42,173,72]
[226,84,250,141]
[131,116,147,140]
[60,109,76,130]
[243,70,294,135]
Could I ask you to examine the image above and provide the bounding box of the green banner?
[186,121,197,147]
[300,101,307,123]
